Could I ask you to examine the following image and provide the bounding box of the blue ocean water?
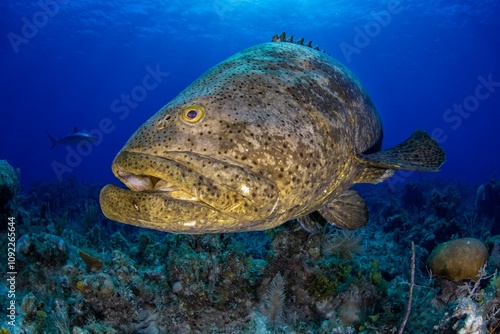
[1,1,500,333]
[1,0,499,187]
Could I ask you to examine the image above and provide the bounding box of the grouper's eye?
[181,105,205,123]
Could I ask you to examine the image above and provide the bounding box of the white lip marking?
[184,221,196,227]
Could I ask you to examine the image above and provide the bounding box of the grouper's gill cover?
[100,33,445,234]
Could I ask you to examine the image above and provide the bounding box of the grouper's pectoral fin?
[318,190,368,230]
[354,129,446,184]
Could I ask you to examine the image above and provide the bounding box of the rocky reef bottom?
[1,172,500,333]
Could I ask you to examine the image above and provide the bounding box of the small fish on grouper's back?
[99,32,445,234]
[47,127,98,150]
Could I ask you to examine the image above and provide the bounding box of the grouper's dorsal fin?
[354,130,446,184]
[271,32,326,53]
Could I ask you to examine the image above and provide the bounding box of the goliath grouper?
[100,32,445,234]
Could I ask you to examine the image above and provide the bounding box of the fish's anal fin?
[318,190,368,230]
[355,130,446,184]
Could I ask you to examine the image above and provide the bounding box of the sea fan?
[322,230,364,260]
[262,272,285,326]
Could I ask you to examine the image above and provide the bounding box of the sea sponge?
[76,280,86,292]
[44,234,67,252]
[77,273,115,296]
[79,249,103,272]
[0,160,20,212]
[427,238,488,281]
[337,298,364,326]
[16,234,32,254]
[21,293,38,315]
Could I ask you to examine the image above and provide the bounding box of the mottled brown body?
[100,37,444,233]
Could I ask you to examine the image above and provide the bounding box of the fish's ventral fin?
[355,130,446,184]
[297,213,323,234]
[318,190,368,230]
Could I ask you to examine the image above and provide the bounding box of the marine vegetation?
[1,163,500,333]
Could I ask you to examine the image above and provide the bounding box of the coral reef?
[1,170,500,333]
[0,160,20,218]
[476,179,500,235]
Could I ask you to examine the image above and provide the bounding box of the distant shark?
[47,127,98,150]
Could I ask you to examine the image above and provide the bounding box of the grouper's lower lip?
[99,184,240,233]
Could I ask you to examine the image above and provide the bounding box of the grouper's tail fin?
[354,130,446,184]
[47,132,57,150]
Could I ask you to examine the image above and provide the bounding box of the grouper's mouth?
[99,151,280,232]
[116,167,201,202]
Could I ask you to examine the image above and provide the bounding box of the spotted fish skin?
[100,36,445,234]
